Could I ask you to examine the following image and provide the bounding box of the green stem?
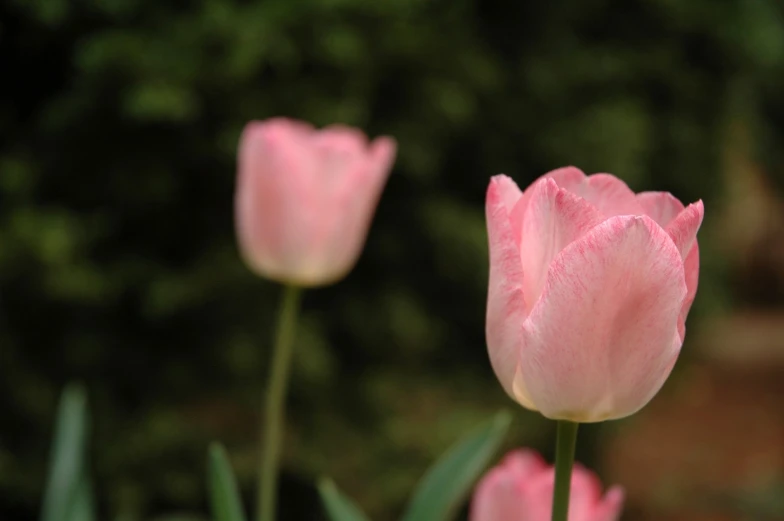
[258,285,303,521]
[551,421,579,521]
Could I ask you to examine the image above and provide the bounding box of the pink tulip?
[470,449,623,521]
[486,166,703,421]
[235,118,396,286]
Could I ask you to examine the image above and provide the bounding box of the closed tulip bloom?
[486,167,703,422]
[236,118,396,286]
[470,450,623,521]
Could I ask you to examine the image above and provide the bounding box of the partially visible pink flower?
[470,449,623,521]
[485,166,703,421]
[236,118,396,286]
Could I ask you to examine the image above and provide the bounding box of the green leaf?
[400,411,512,521]
[207,443,247,521]
[40,383,93,521]
[150,514,209,521]
[317,478,372,521]
[67,473,96,521]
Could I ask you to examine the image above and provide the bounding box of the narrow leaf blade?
[66,473,96,521]
[317,478,372,521]
[40,383,90,521]
[207,443,247,521]
[149,516,209,521]
[400,411,512,521]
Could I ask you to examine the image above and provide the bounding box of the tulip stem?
[551,420,579,521]
[258,285,303,521]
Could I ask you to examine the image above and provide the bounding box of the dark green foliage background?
[1,0,783,519]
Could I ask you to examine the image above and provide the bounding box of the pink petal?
[591,486,625,521]
[580,174,645,217]
[469,450,545,521]
[519,464,612,521]
[520,215,687,421]
[542,166,588,189]
[517,468,556,521]
[316,136,396,282]
[567,463,605,521]
[679,245,700,339]
[368,136,398,179]
[310,129,367,197]
[519,178,604,311]
[664,201,703,338]
[500,449,548,479]
[252,117,315,145]
[542,168,644,217]
[313,125,369,172]
[485,176,532,406]
[469,465,527,521]
[665,200,704,261]
[637,193,703,340]
[318,123,369,145]
[516,465,607,521]
[636,191,685,227]
[236,120,314,277]
[495,175,525,247]
[510,167,587,244]
[494,174,524,212]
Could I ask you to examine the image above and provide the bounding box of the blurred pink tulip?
[470,449,623,521]
[486,166,703,421]
[236,118,396,286]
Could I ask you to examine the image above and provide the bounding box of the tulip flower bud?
[485,167,703,422]
[470,449,623,521]
[235,118,396,287]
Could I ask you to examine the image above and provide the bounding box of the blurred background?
[1,0,784,520]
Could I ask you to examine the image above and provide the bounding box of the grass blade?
[207,443,247,521]
[317,478,372,521]
[40,383,91,521]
